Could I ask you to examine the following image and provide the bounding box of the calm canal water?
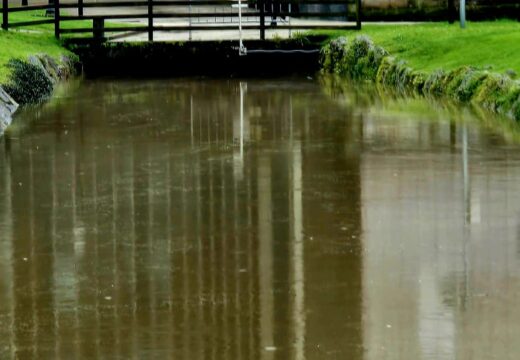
[1,78,520,359]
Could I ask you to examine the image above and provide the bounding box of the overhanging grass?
[316,21,520,75]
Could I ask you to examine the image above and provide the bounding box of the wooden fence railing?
[1,0,362,41]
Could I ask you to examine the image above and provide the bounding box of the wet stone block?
[0,85,19,134]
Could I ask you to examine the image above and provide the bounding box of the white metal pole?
[238,0,245,54]
[459,0,466,28]
[189,0,192,40]
[462,124,469,223]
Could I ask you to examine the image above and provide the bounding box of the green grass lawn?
[2,15,520,83]
[0,10,138,82]
[317,21,520,75]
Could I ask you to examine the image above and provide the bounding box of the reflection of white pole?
[190,96,194,148]
[460,124,472,306]
[240,82,245,159]
[258,156,274,358]
[234,82,246,181]
[292,140,305,360]
[289,96,293,142]
[462,124,469,224]
[462,123,470,307]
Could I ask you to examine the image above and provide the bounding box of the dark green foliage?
[473,74,513,112]
[444,67,489,102]
[512,96,520,121]
[321,37,348,74]
[343,36,387,80]
[3,59,53,105]
[375,57,415,92]
[411,71,427,93]
[321,36,388,80]
[423,70,447,96]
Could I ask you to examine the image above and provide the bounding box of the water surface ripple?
[1,78,520,359]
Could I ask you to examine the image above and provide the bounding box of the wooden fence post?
[54,0,60,38]
[78,0,83,17]
[93,18,105,41]
[447,0,455,23]
[2,0,8,31]
[259,0,265,40]
[148,0,153,41]
[355,0,361,29]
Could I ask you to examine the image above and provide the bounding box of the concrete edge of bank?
[321,35,520,123]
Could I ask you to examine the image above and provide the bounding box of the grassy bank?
[318,21,520,75]
[0,10,132,82]
[0,32,72,83]
[319,21,520,122]
[0,11,75,82]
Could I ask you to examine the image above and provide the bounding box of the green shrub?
[3,59,54,105]
[344,36,386,80]
[512,98,520,121]
[497,84,520,121]
[473,74,514,112]
[454,68,488,102]
[321,37,349,74]
[411,71,427,93]
[423,70,447,96]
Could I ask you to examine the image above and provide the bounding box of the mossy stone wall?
[321,36,520,122]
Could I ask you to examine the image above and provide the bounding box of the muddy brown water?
[1,78,520,359]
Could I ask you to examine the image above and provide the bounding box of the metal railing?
[1,0,362,41]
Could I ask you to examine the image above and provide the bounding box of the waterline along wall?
[2,36,519,137]
[68,39,323,78]
[0,39,322,136]
[321,36,520,122]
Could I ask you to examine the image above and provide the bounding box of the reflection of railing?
[1,0,362,41]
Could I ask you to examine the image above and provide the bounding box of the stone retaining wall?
[0,86,18,134]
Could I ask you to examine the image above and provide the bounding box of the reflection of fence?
[1,0,362,41]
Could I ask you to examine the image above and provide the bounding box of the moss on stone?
[3,59,54,105]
